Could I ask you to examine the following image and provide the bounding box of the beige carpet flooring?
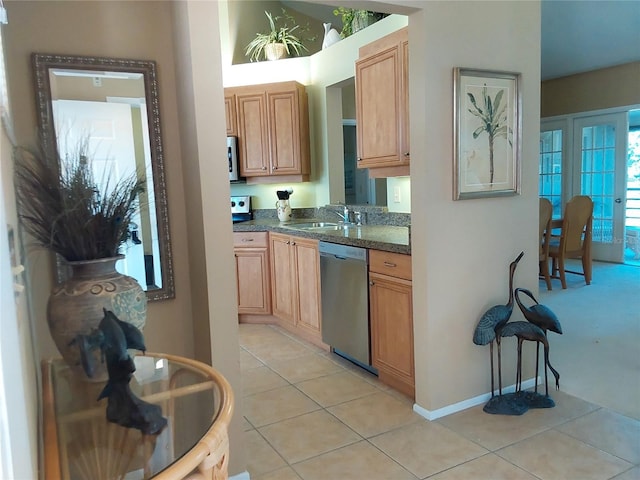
[539,259,640,420]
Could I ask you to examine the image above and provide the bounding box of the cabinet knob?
[291,241,296,246]
[357,158,362,162]
[273,166,278,170]
[404,152,410,156]
[262,166,267,170]
[369,281,375,286]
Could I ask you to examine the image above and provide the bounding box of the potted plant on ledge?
[13,138,147,380]
[245,9,316,62]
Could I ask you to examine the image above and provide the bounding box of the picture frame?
[453,68,522,200]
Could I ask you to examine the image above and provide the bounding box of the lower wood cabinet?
[269,232,323,344]
[369,249,414,398]
[233,232,271,315]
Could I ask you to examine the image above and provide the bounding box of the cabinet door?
[356,46,402,168]
[234,248,271,314]
[236,92,269,176]
[401,39,410,162]
[267,89,301,175]
[292,237,321,336]
[369,272,414,397]
[269,233,296,326]
[224,94,237,137]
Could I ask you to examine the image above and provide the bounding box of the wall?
[411,0,541,413]
[5,1,246,476]
[170,2,245,474]
[4,1,194,362]
[541,62,640,117]
[0,97,38,479]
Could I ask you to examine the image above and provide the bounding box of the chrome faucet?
[332,204,352,224]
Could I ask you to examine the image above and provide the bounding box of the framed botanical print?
[453,68,521,200]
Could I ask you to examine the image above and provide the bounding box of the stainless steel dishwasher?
[319,241,376,373]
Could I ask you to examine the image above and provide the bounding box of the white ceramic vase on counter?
[276,200,292,222]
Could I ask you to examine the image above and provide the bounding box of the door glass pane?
[581,124,616,246]
[539,128,563,218]
[583,127,593,149]
[582,151,592,171]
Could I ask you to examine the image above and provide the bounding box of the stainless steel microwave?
[227,136,241,182]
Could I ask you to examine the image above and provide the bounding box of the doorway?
[541,107,640,265]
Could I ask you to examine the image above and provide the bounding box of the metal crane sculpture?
[514,287,562,393]
[500,321,560,397]
[473,251,524,397]
[72,309,167,435]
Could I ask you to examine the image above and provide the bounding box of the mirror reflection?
[33,54,175,301]
[340,80,387,206]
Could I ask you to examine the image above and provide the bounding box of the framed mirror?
[33,53,175,301]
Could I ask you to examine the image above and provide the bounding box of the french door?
[572,113,627,262]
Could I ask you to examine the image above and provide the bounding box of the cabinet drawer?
[233,232,268,248]
[369,250,411,280]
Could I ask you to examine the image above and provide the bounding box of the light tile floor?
[239,324,640,480]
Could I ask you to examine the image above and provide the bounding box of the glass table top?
[46,354,223,479]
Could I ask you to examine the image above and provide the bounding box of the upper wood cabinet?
[355,27,409,178]
[225,81,311,183]
[224,93,237,137]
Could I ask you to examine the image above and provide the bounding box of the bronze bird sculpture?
[515,288,562,393]
[473,251,524,396]
[500,321,560,396]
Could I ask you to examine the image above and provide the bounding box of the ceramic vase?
[276,200,292,222]
[322,23,341,49]
[47,255,147,381]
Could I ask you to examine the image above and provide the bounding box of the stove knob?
[239,201,245,207]
[231,201,236,207]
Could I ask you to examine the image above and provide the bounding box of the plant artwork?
[454,68,521,200]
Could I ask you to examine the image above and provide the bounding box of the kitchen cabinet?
[225,81,311,183]
[355,27,409,178]
[224,93,237,137]
[269,232,323,344]
[233,232,271,315]
[369,249,414,398]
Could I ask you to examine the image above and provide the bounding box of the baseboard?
[413,377,540,421]
[229,471,250,480]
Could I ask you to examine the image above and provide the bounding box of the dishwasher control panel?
[318,241,368,262]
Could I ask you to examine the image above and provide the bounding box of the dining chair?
[539,198,553,290]
[548,195,593,289]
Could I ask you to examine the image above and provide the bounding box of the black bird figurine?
[500,321,560,396]
[72,309,167,435]
[514,288,562,393]
[473,251,524,396]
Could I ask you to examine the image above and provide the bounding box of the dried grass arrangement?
[13,139,145,261]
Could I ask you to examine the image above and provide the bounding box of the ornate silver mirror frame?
[32,53,175,301]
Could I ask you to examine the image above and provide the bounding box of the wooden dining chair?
[548,195,593,289]
[539,198,553,290]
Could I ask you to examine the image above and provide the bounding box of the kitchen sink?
[287,222,343,230]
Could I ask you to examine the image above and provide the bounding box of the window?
[539,128,563,218]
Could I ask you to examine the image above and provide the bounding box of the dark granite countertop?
[233,218,411,255]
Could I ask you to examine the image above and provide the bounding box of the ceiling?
[283,0,640,81]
